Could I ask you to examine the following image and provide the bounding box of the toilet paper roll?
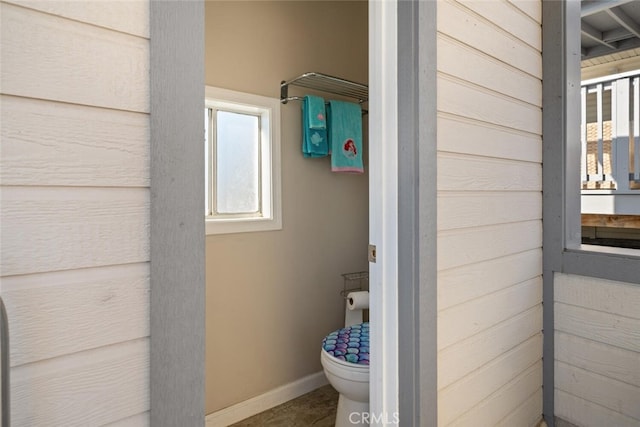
[347,291,370,311]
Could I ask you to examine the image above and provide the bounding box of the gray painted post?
[150,1,206,426]
[397,0,438,425]
[542,0,587,423]
[542,1,567,424]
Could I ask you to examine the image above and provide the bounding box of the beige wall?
[204,1,368,414]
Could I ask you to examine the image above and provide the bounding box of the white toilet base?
[335,394,369,427]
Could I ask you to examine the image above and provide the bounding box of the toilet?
[321,291,370,427]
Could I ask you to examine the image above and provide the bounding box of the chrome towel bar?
[280,72,368,105]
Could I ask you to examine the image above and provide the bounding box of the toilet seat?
[322,322,369,366]
[321,322,370,426]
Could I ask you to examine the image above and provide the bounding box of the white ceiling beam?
[581,0,636,17]
[603,27,634,43]
[606,6,640,39]
[582,21,617,50]
[582,38,640,60]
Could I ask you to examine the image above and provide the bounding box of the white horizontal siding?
[555,273,640,426]
[437,0,542,424]
[104,412,150,427]
[11,339,149,426]
[439,334,542,425]
[556,390,640,427]
[439,277,542,349]
[437,34,541,107]
[457,0,541,50]
[556,362,640,421]
[556,332,640,387]
[2,264,149,367]
[438,153,541,192]
[496,388,543,427]
[0,95,149,187]
[0,0,150,425]
[555,274,640,319]
[450,361,543,426]
[1,187,150,276]
[507,0,541,24]
[438,0,541,78]
[438,74,541,134]
[439,304,542,388]
[3,0,149,38]
[438,191,541,230]
[437,113,542,163]
[438,220,542,271]
[1,2,149,112]
[555,303,640,352]
[439,249,541,310]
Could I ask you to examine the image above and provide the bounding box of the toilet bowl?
[321,322,370,426]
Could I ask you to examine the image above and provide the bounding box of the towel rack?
[280,72,368,105]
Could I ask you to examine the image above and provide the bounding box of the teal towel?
[302,95,328,158]
[327,100,364,173]
[306,95,326,129]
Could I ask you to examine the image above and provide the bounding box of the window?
[580,72,640,249]
[542,1,639,284]
[204,86,281,235]
[542,5,640,423]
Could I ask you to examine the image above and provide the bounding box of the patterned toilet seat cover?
[322,322,369,365]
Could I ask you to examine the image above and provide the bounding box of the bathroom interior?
[204,1,370,424]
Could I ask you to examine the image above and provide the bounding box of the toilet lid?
[322,322,369,365]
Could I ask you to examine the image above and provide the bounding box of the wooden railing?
[581,71,640,191]
[581,71,640,215]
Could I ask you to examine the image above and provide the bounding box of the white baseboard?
[205,371,329,427]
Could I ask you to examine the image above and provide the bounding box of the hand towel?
[327,100,364,173]
[302,95,328,158]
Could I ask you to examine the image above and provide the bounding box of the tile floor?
[230,385,339,426]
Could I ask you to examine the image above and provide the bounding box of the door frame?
[368,0,400,421]
[149,1,205,425]
[149,1,437,425]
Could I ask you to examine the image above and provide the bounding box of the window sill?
[562,245,640,285]
[205,216,282,235]
[569,244,640,258]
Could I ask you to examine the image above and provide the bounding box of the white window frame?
[204,86,282,235]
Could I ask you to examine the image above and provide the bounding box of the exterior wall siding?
[436,1,543,425]
[554,273,640,427]
[0,1,150,425]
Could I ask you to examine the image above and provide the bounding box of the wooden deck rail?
[581,71,640,192]
[581,214,640,229]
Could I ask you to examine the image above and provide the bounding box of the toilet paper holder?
[339,271,369,300]
[341,271,369,326]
